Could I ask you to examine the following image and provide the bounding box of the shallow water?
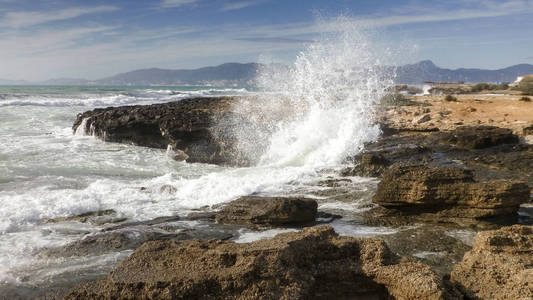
[0,86,392,295]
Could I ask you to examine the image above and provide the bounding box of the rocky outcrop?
[373,165,530,219]
[41,215,234,258]
[451,225,533,299]
[345,127,533,195]
[64,226,460,300]
[342,153,391,177]
[72,97,266,165]
[446,126,519,149]
[215,196,317,226]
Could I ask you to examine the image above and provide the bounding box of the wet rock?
[451,225,533,299]
[41,229,179,258]
[381,225,472,276]
[373,165,530,219]
[72,97,268,166]
[315,211,343,224]
[172,149,189,161]
[42,215,239,258]
[342,153,390,177]
[44,209,126,225]
[215,196,317,226]
[185,211,217,221]
[448,126,519,149]
[64,226,460,300]
[102,216,181,232]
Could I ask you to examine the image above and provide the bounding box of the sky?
[1,0,533,81]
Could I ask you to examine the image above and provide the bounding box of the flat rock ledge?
[64,225,460,300]
[215,196,318,226]
[373,165,530,219]
[451,225,533,299]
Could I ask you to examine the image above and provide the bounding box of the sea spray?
[74,117,90,136]
[167,18,396,207]
[232,17,394,167]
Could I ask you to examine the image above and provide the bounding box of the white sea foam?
[0,88,251,108]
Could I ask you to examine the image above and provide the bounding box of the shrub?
[519,96,531,102]
[471,82,509,92]
[471,83,490,92]
[391,85,423,95]
[444,95,458,102]
[380,93,408,105]
[495,83,509,90]
[517,78,533,95]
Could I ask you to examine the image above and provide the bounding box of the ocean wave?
[0,88,251,108]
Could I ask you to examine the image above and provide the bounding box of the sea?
[0,20,401,297]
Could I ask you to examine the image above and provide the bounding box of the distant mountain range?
[2,60,533,86]
[394,60,533,84]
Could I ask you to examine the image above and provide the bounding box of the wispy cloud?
[160,0,197,8]
[222,0,267,11]
[236,37,314,43]
[0,6,118,28]
[364,0,533,27]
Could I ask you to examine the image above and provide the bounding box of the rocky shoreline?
[57,94,533,299]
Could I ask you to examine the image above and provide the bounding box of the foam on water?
[0,87,251,108]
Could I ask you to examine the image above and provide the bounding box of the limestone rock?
[413,114,431,124]
[215,196,317,226]
[64,226,460,300]
[523,124,533,136]
[342,153,391,177]
[448,126,519,149]
[451,225,533,299]
[373,165,530,218]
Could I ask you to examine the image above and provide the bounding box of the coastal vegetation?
[444,94,458,102]
[517,76,533,95]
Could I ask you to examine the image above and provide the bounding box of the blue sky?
[1,0,532,81]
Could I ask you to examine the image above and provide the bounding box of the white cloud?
[160,0,197,8]
[222,0,267,11]
[1,0,533,80]
[364,0,533,27]
[0,6,118,28]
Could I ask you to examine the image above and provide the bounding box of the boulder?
[451,225,533,299]
[448,126,519,149]
[64,226,460,300]
[215,196,317,226]
[373,165,530,218]
[342,153,390,177]
[72,97,267,166]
